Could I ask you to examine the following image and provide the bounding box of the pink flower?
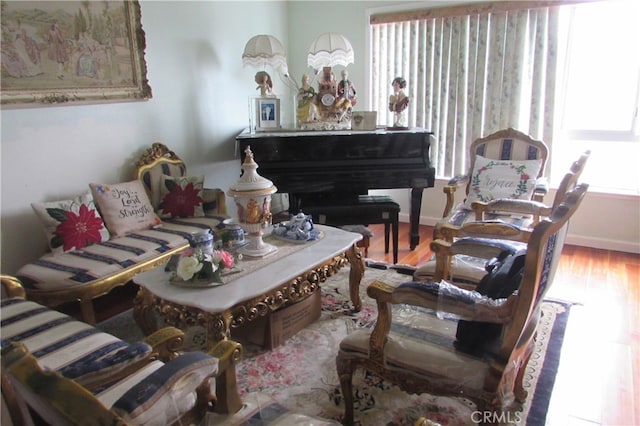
[214,250,235,269]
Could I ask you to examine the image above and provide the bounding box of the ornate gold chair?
[417,150,590,283]
[1,275,243,425]
[135,142,228,219]
[437,128,549,242]
[336,183,588,426]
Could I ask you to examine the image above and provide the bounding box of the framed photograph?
[352,111,378,131]
[1,1,151,108]
[256,97,280,131]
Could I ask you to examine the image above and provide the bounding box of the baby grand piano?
[235,128,435,250]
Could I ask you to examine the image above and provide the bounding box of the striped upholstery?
[1,297,219,425]
[109,351,218,424]
[474,138,543,161]
[0,298,151,388]
[15,218,221,292]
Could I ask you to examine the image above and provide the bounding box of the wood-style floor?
[85,222,639,425]
[366,223,639,426]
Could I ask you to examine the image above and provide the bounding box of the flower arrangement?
[170,248,239,283]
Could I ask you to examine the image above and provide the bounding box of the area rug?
[98,264,571,426]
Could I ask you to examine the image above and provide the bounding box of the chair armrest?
[365,280,516,362]
[441,175,470,218]
[429,237,524,281]
[447,174,470,187]
[533,177,549,201]
[207,339,243,414]
[472,198,551,219]
[1,275,26,299]
[392,281,516,323]
[143,326,186,361]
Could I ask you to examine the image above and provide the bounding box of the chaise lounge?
[13,143,228,324]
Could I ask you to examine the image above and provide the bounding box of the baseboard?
[399,213,640,254]
[564,235,640,254]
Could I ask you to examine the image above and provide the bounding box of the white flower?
[176,255,203,281]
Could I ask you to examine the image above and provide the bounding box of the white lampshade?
[307,32,354,69]
[242,34,289,75]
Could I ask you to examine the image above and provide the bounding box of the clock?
[321,93,335,106]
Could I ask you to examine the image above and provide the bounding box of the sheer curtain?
[370,4,559,178]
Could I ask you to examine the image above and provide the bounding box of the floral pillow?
[464,155,543,209]
[158,175,205,218]
[32,192,111,255]
[89,180,161,237]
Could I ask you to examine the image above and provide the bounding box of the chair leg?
[384,223,390,254]
[514,335,536,403]
[392,217,399,264]
[80,298,97,325]
[336,355,355,426]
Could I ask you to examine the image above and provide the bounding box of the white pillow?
[89,180,161,236]
[31,192,110,255]
[158,175,205,218]
[464,155,543,209]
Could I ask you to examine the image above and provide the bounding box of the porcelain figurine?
[389,76,409,128]
[273,212,316,241]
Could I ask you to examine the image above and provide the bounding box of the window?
[553,0,640,193]
[369,0,640,194]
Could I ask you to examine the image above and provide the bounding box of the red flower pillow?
[158,175,205,218]
[32,193,111,255]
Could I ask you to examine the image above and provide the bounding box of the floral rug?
[98,263,571,426]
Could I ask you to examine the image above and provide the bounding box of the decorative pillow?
[32,192,110,255]
[89,180,161,237]
[464,155,543,209]
[158,175,204,218]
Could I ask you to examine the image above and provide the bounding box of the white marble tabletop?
[133,224,361,313]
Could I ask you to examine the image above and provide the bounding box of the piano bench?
[303,195,399,263]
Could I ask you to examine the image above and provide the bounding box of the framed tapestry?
[0,1,151,108]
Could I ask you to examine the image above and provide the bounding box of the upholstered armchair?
[437,128,549,242]
[417,150,590,283]
[336,183,588,426]
[1,273,243,425]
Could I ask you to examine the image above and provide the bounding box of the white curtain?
[370,6,559,178]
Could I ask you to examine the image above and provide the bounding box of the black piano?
[235,128,435,249]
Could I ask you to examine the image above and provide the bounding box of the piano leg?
[409,188,423,250]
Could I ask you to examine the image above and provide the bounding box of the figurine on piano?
[389,76,409,129]
[255,71,274,97]
[296,74,317,124]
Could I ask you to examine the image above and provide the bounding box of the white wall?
[1,1,638,277]
[0,1,289,274]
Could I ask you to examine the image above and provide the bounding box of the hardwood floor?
[84,221,639,425]
[366,223,640,426]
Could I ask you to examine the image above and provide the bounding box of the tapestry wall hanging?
[0,1,151,108]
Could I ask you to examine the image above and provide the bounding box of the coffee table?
[132,224,365,349]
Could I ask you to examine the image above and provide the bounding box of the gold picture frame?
[1,1,151,108]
